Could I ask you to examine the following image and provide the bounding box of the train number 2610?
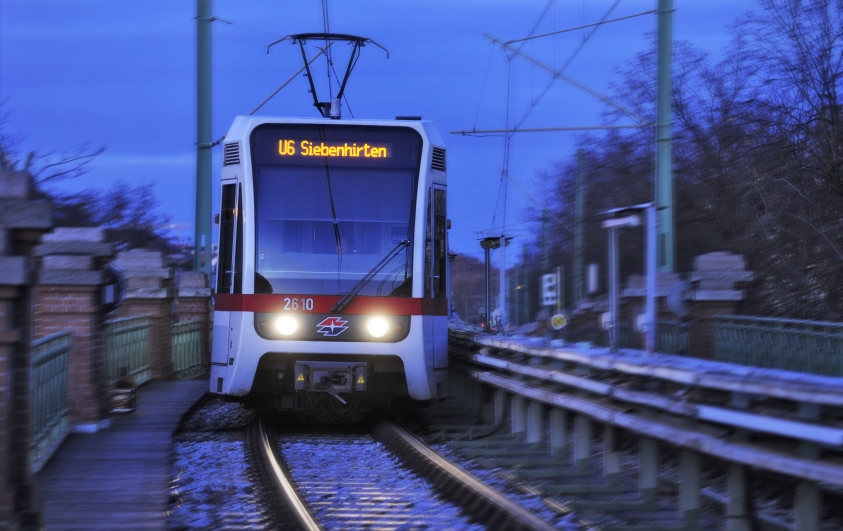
[283,297,314,311]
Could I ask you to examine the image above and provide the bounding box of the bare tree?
[744,0,843,196]
[0,105,104,186]
[0,105,189,268]
[532,0,843,319]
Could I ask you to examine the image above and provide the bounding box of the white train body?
[210,116,449,410]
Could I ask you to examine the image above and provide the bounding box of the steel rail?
[255,418,323,531]
[373,421,557,531]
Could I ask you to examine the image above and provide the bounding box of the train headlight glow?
[367,318,388,338]
[275,316,297,336]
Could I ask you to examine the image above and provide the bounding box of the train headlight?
[367,317,388,338]
[275,316,297,336]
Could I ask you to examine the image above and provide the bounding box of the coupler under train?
[293,360,368,406]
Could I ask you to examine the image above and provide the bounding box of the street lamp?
[601,203,657,355]
[480,236,511,334]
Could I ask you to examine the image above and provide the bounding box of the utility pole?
[481,236,510,331]
[195,0,213,277]
[484,243,491,331]
[522,243,530,325]
[573,148,585,304]
[607,225,619,352]
[541,210,550,272]
[656,0,674,271]
[645,204,657,355]
[499,234,507,334]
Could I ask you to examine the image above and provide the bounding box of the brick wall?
[0,285,20,529]
[0,170,52,530]
[112,249,175,378]
[33,228,114,431]
[173,271,212,371]
[33,285,107,425]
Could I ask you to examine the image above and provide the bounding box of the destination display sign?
[250,123,420,169]
[278,139,392,159]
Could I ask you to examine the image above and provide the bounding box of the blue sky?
[1,0,753,259]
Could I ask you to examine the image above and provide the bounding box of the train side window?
[424,187,447,299]
[424,189,432,297]
[433,188,447,299]
[217,184,237,294]
[233,189,244,294]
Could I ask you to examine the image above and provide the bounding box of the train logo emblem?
[316,317,349,337]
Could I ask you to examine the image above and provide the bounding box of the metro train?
[210,116,450,412]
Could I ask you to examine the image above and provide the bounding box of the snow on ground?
[167,399,272,531]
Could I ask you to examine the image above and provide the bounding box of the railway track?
[172,371,841,530]
[248,416,560,531]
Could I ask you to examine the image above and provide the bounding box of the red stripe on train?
[214,294,448,316]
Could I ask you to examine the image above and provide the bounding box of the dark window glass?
[216,184,236,294]
[251,124,422,296]
[434,188,447,298]
[233,189,244,294]
[424,187,447,298]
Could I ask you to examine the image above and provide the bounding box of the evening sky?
[1,0,753,259]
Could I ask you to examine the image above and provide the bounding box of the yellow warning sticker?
[297,374,305,381]
[550,314,567,330]
[357,375,365,384]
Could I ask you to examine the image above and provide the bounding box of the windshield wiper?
[331,240,410,313]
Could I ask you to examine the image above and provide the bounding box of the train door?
[424,186,449,388]
[211,182,243,393]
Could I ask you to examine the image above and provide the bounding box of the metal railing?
[715,315,843,377]
[566,320,690,355]
[567,322,632,349]
[658,318,690,355]
[172,318,204,379]
[104,316,151,387]
[30,331,71,472]
[448,324,843,531]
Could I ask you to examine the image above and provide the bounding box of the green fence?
[567,319,690,355]
[567,322,632,349]
[172,318,204,379]
[715,315,843,377]
[104,316,151,387]
[30,331,71,471]
[659,319,691,356]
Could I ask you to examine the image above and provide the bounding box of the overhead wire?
[504,10,655,45]
[211,16,281,38]
[317,0,344,291]
[487,56,513,238]
[472,45,497,131]
[320,0,364,119]
[472,0,553,135]
[504,172,570,231]
[329,62,355,119]
[488,0,557,240]
[322,0,333,98]
[518,0,557,53]
[511,0,622,133]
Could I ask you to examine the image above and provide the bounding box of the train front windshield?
[250,124,423,297]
